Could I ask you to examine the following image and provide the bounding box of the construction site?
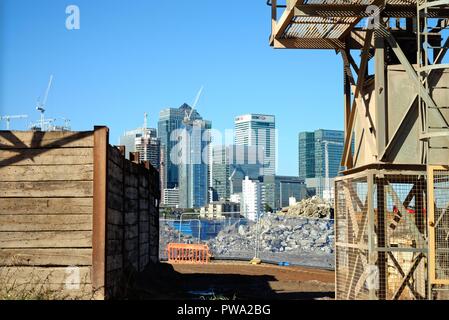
[1,0,449,303]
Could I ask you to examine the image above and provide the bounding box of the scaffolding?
[270,0,449,299]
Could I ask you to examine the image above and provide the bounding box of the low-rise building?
[200,201,241,219]
[162,187,180,208]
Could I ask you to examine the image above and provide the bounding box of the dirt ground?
[135,261,335,300]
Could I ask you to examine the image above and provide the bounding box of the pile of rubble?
[279,196,331,218]
[159,221,194,257]
[207,213,334,258]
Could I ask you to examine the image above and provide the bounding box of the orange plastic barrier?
[166,243,211,264]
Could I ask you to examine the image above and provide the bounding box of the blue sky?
[0,0,344,176]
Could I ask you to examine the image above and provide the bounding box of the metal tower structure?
[269,0,449,300]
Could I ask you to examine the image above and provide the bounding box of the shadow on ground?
[130,263,335,300]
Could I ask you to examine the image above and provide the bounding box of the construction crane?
[35,75,54,131]
[183,86,204,124]
[0,114,28,130]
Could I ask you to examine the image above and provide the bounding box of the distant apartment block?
[241,176,263,221]
[200,201,240,220]
[162,187,180,208]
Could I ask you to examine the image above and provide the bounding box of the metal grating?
[431,169,449,282]
[335,169,428,300]
[273,0,449,49]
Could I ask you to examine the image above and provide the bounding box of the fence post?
[93,126,109,298]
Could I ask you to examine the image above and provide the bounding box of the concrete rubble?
[159,208,335,269]
[207,214,334,257]
[279,196,331,218]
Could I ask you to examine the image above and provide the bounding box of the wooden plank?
[0,181,93,198]
[0,198,93,215]
[107,193,123,211]
[0,148,93,166]
[0,231,92,248]
[107,208,123,225]
[0,266,92,285]
[108,160,123,182]
[125,187,138,200]
[108,175,124,196]
[0,131,94,149]
[0,248,92,266]
[125,226,139,239]
[0,215,92,232]
[107,224,123,241]
[106,254,122,271]
[0,164,93,182]
[108,146,124,168]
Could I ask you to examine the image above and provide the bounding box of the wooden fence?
[0,127,160,299]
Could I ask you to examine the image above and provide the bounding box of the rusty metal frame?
[427,165,449,286]
[335,166,429,300]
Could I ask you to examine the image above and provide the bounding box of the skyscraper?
[298,129,345,199]
[135,135,161,170]
[177,118,212,209]
[158,104,202,189]
[119,117,160,170]
[298,131,315,180]
[234,114,276,176]
[298,129,345,179]
[211,144,262,201]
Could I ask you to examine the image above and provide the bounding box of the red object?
[166,243,211,264]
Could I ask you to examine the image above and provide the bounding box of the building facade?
[162,187,180,208]
[298,131,315,180]
[234,114,276,176]
[119,127,160,169]
[199,201,240,220]
[241,176,263,221]
[275,175,307,209]
[158,104,202,189]
[211,144,262,202]
[177,119,212,209]
[298,129,345,199]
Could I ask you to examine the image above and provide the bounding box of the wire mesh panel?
[428,166,449,292]
[335,174,370,300]
[377,172,428,300]
[336,168,428,300]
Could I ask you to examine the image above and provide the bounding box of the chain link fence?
[159,215,335,269]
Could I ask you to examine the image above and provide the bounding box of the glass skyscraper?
[234,114,276,176]
[298,129,345,179]
[158,104,202,189]
[177,119,212,209]
[211,145,262,201]
[298,132,315,180]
